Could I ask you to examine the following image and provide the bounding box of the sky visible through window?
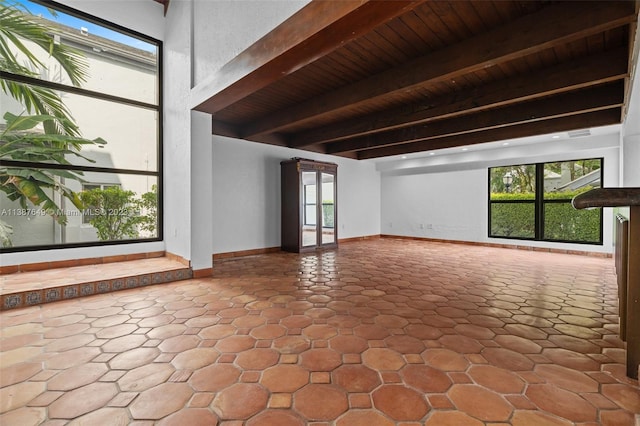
[13,0,155,52]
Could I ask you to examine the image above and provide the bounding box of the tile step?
[0,258,192,311]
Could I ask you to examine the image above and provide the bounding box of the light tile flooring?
[1,239,639,425]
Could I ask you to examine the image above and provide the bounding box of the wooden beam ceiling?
[195,0,638,160]
[193,1,425,113]
[288,49,629,148]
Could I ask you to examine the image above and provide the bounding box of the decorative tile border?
[0,267,192,311]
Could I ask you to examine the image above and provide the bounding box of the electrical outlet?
[419,223,424,229]
[426,224,433,229]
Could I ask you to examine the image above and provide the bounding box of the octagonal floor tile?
[156,408,219,426]
[481,347,534,371]
[0,382,45,414]
[467,364,525,394]
[109,347,160,370]
[246,410,304,426]
[329,335,369,353]
[215,335,256,353]
[0,362,42,388]
[211,383,268,420]
[48,382,117,419]
[118,363,175,392]
[130,383,192,420]
[336,410,394,426]
[332,364,381,392]
[293,384,348,421]
[541,348,600,371]
[449,384,513,422]
[525,384,597,423]
[601,383,640,413]
[236,348,279,370]
[401,364,452,393]
[421,348,469,371]
[189,364,241,392]
[372,385,429,421]
[384,335,426,354]
[273,336,311,354]
[424,411,484,426]
[261,364,309,392]
[510,410,573,426]
[362,348,406,371]
[534,364,598,393]
[2,239,636,424]
[66,407,129,426]
[300,348,342,371]
[158,335,200,353]
[47,363,109,391]
[439,334,484,354]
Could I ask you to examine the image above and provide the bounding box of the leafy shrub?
[490,188,601,242]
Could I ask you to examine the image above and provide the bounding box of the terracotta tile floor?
[1,239,639,425]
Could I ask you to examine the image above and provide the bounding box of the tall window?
[0,0,161,251]
[489,159,603,244]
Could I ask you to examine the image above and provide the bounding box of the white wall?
[212,137,380,255]
[163,0,192,262]
[57,0,164,41]
[621,7,640,187]
[382,169,486,241]
[192,0,308,86]
[190,110,214,269]
[379,134,620,254]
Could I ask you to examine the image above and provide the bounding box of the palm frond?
[0,1,88,86]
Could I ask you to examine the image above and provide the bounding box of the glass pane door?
[321,173,336,245]
[302,172,317,247]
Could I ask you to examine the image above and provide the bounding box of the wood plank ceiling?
[193,0,639,160]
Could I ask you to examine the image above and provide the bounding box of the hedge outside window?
[488,159,603,244]
[0,0,161,251]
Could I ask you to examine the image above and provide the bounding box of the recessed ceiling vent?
[567,129,591,138]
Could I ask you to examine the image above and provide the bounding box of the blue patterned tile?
[3,294,23,310]
[81,283,95,296]
[63,286,78,299]
[45,288,61,303]
[97,281,110,293]
[141,274,151,286]
[152,273,163,284]
[25,291,42,306]
[112,279,124,291]
[126,277,139,288]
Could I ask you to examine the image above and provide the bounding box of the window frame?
[488,158,604,245]
[0,0,163,252]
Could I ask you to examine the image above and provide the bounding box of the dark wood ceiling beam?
[288,49,628,148]
[326,82,624,154]
[243,1,635,138]
[212,120,241,139]
[356,108,622,160]
[192,0,425,114]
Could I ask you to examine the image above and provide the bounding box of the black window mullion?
[535,163,544,240]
